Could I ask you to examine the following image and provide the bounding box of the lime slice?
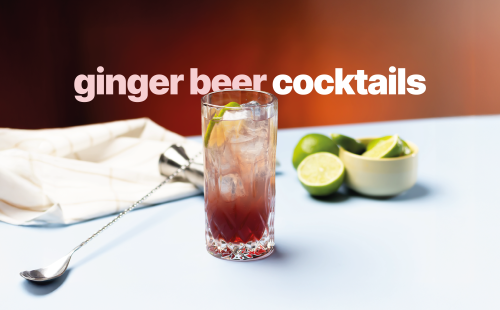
[367,135,412,156]
[217,101,240,118]
[292,134,339,169]
[400,140,412,156]
[330,133,366,155]
[362,134,403,158]
[366,136,390,151]
[207,118,226,148]
[297,152,345,196]
[204,102,240,147]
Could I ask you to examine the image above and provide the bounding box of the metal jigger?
[159,143,204,191]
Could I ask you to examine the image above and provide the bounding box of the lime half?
[362,134,403,159]
[298,152,345,196]
[331,133,366,155]
[204,101,240,147]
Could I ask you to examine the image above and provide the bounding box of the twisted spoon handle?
[75,151,202,251]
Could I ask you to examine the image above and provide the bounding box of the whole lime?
[292,133,339,169]
[330,133,366,155]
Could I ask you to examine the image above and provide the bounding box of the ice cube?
[241,100,260,107]
[241,118,269,140]
[219,143,237,175]
[222,109,251,120]
[219,174,246,202]
[241,101,262,120]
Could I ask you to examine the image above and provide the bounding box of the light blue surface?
[1,115,500,309]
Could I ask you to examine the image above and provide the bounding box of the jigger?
[159,143,204,191]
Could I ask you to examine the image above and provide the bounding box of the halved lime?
[297,152,345,196]
[362,134,403,158]
[292,134,339,169]
[330,133,366,155]
[204,102,240,147]
[367,135,412,156]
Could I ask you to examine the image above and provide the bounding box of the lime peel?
[204,102,240,147]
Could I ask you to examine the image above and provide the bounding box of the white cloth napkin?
[0,118,202,226]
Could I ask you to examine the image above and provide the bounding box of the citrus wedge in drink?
[297,152,345,196]
[362,134,403,159]
[292,134,339,169]
[330,133,366,155]
[204,101,240,147]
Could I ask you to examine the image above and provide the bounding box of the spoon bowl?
[20,248,78,282]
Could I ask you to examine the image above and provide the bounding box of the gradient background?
[1,0,499,136]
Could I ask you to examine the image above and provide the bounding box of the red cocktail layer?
[205,186,272,244]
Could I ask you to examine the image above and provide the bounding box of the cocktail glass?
[202,90,278,261]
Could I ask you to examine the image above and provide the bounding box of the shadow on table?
[308,183,430,205]
[264,247,288,262]
[21,195,204,295]
[348,183,430,201]
[72,196,203,269]
[239,246,294,266]
[310,186,350,204]
[22,269,71,295]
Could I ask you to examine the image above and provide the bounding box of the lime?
[217,101,240,118]
[330,133,366,155]
[297,152,345,196]
[400,140,412,156]
[292,134,339,169]
[204,102,240,147]
[207,119,227,148]
[367,135,412,156]
[362,134,403,158]
[366,136,389,151]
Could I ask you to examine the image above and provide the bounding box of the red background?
[1,0,499,136]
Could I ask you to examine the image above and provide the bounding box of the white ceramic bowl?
[339,137,419,197]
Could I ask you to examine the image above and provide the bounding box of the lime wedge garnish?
[217,101,240,118]
[204,102,240,147]
[330,133,366,155]
[297,152,345,196]
[367,135,412,156]
[362,134,403,158]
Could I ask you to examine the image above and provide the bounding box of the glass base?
[206,231,275,261]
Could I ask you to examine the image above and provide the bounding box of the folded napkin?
[0,118,202,225]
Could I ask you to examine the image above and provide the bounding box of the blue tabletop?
[2,115,500,310]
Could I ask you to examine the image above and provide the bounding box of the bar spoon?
[20,149,200,282]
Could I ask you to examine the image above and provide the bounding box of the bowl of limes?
[335,134,419,197]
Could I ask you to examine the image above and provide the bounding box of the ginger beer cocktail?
[202,90,277,261]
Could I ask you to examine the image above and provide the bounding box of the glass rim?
[201,89,278,109]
